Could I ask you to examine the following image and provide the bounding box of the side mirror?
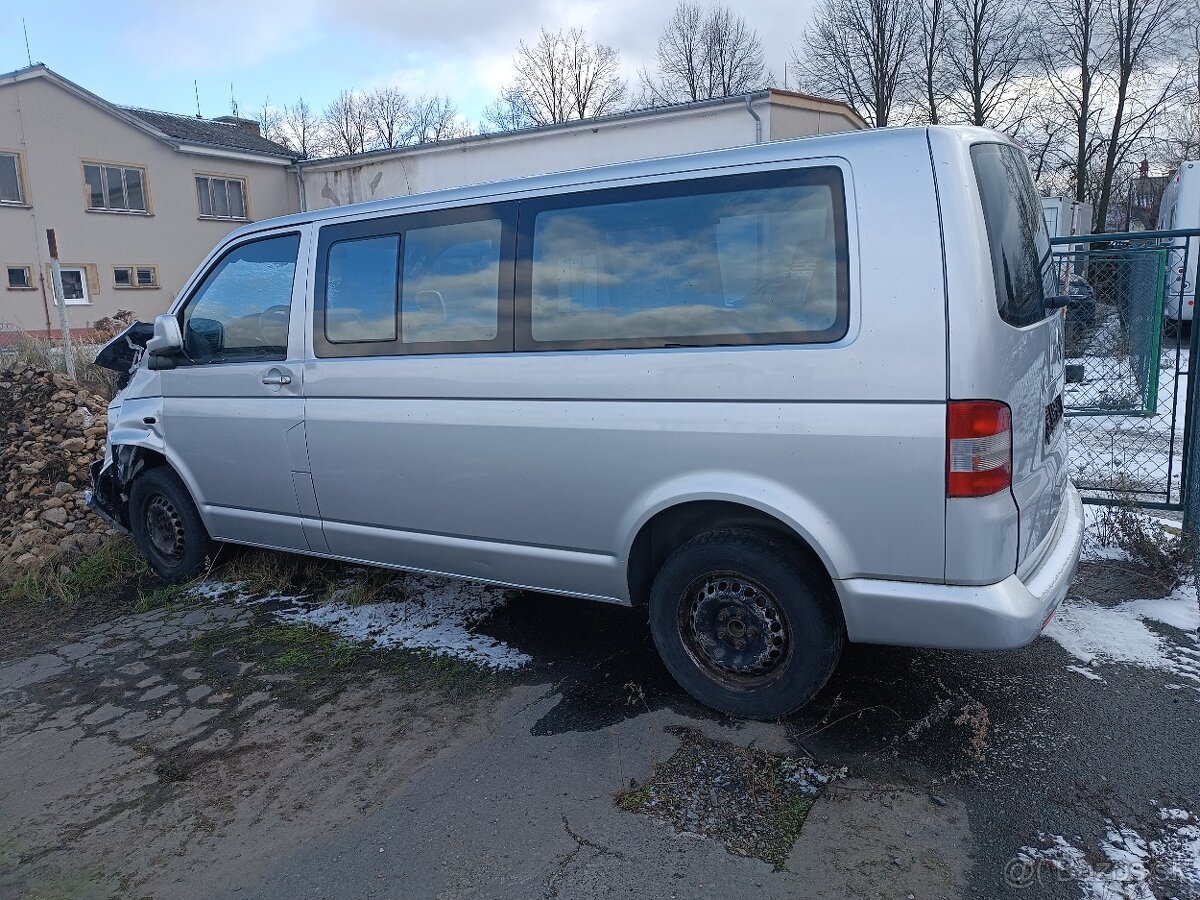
[145,314,183,370]
[146,314,183,355]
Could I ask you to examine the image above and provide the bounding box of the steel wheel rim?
[677,570,791,688]
[145,494,186,563]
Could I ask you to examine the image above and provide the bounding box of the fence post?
[45,228,77,380]
[1181,309,1200,574]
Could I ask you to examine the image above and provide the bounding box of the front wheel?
[129,466,217,582]
[649,529,844,719]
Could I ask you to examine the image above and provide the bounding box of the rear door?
[969,141,1067,568]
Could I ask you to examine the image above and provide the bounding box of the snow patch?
[1017,807,1200,899]
[1046,581,1200,688]
[190,573,529,671]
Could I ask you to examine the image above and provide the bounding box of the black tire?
[649,529,844,719]
[129,466,217,582]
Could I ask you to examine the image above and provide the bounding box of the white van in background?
[1042,196,1093,247]
[1158,161,1200,323]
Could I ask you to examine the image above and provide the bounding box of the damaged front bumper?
[85,458,130,533]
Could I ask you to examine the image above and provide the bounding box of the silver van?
[90,125,1084,719]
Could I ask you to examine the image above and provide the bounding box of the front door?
[158,229,311,551]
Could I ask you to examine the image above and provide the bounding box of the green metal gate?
[1051,229,1197,509]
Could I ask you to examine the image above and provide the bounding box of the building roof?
[119,106,293,157]
[0,64,295,163]
[299,87,867,170]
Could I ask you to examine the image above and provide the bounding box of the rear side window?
[518,167,849,351]
[401,219,502,345]
[972,143,1055,328]
[326,235,399,343]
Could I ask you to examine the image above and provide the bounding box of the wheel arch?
[621,479,849,611]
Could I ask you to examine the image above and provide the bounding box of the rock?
[40,507,68,526]
[59,437,86,452]
[41,497,64,509]
[53,482,73,497]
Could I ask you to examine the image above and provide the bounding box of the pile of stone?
[1,364,114,575]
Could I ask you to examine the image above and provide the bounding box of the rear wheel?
[129,466,217,582]
[649,529,844,719]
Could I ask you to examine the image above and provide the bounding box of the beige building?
[300,89,865,210]
[0,64,297,339]
[1,67,864,338]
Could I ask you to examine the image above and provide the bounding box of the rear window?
[972,143,1055,328]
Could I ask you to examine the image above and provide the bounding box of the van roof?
[233,124,1003,238]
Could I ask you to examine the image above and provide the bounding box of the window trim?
[81,159,151,215]
[195,171,250,221]
[5,264,33,290]
[113,265,159,289]
[174,231,302,367]
[313,202,516,359]
[56,266,91,305]
[0,149,29,207]
[513,167,851,353]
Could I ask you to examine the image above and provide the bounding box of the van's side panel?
[303,131,949,603]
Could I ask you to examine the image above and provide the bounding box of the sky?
[2,0,816,128]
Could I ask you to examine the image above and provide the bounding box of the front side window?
[972,143,1055,328]
[180,233,300,363]
[196,175,247,220]
[0,153,24,204]
[83,162,148,213]
[521,168,849,350]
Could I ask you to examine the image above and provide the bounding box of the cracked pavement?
[0,557,1196,899]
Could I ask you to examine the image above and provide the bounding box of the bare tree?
[277,97,325,159]
[488,27,627,129]
[1035,0,1108,202]
[943,0,1031,129]
[254,98,287,146]
[915,0,947,123]
[324,90,371,156]
[792,0,918,127]
[1093,0,1184,229]
[641,3,767,103]
[1165,19,1200,163]
[409,95,469,143]
[364,86,410,150]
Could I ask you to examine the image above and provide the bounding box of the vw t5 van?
[90,126,1084,719]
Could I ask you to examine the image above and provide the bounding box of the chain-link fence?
[1052,230,1197,508]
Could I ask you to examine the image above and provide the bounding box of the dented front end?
[85,323,167,533]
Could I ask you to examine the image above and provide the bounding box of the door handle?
[262,373,292,386]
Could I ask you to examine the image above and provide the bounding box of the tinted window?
[522,168,848,350]
[972,143,1055,327]
[326,234,399,342]
[181,234,300,363]
[401,219,502,344]
[0,154,22,203]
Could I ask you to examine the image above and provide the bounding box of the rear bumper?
[837,483,1084,650]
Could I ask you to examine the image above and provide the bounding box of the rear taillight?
[947,401,1012,498]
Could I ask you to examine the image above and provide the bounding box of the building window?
[83,162,148,213]
[56,267,90,305]
[0,152,25,205]
[114,265,159,289]
[6,265,32,289]
[196,175,247,220]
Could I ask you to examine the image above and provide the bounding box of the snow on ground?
[1016,806,1200,899]
[1045,580,1200,689]
[189,573,530,671]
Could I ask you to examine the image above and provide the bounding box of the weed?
[1091,501,1186,589]
[0,537,148,606]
